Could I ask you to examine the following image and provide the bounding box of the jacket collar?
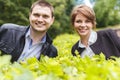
[25,26,53,44]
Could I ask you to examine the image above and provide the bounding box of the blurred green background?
[0,0,120,38]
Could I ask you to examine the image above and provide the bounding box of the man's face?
[29,5,54,33]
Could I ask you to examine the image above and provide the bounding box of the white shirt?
[17,29,46,62]
[79,30,97,58]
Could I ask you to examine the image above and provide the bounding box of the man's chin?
[36,29,47,33]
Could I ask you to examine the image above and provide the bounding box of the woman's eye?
[76,20,81,23]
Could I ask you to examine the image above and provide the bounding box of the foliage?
[0,0,33,26]
[0,0,74,38]
[1,0,120,37]
[46,0,75,38]
[94,0,120,27]
[1,34,120,80]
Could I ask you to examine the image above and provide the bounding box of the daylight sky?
[76,0,94,8]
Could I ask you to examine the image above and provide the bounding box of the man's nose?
[37,16,44,21]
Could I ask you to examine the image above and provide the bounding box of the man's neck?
[30,29,46,45]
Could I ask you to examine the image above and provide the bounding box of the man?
[0,0,58,62]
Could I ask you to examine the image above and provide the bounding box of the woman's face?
[73,14,93,37]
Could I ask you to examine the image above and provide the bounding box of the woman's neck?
[80,35,90,47]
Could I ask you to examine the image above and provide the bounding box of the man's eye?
[43,15,49,18]
[34,14,39,17]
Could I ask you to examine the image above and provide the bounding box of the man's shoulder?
[0,23,27,31]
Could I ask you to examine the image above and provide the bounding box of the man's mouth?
[35,23,44,26]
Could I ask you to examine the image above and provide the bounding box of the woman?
[71,4,120,59]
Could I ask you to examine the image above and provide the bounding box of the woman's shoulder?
[72,40,79,50]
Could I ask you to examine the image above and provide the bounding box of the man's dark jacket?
[0,23,58,62]
[71,29,120,59]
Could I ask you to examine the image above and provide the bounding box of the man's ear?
[51,16,55,25]
[29,12,31,20]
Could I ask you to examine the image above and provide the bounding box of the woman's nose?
[80,22,86,27]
